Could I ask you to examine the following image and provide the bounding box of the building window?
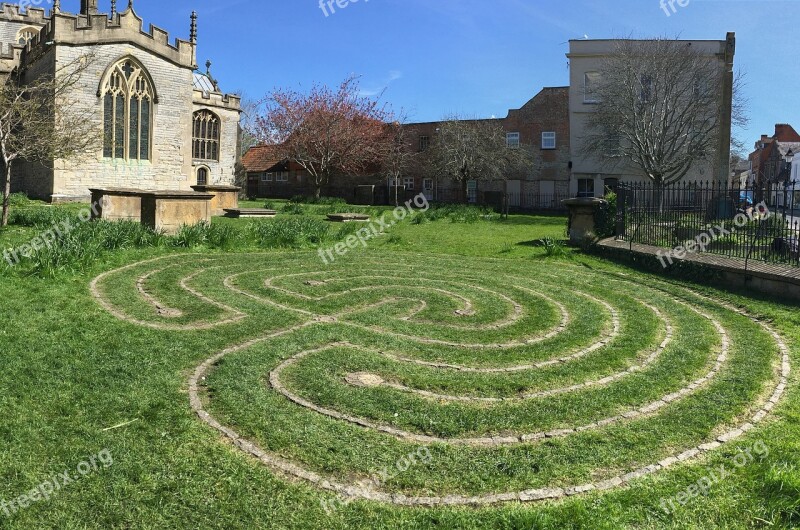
[261,173,273,182]
[506,132,520,148]
[577,178,595,198]
[196,167,208,186]
[603,178,619,193]
[193,110,220,161]
[467,180,478,203]
[541,132,556,149]
[403,177,414,190]
[584,72,601,104]
[419,136,430,151]
[640,74,653,103]
[276,172,289,183]
[17,26,38,45]
[102,58,154,160]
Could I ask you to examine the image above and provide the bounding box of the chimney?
[80,0,99,15]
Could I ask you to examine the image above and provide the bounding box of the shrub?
[289,195,347,206]
[173,223,211,248]
[9,206,74,227]
[248,218,329,248]
[540,237,566,257]
[594,192,618,238]
[8,193,30,207]
[281,203,306,215]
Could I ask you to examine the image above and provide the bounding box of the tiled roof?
[242,144,284,173]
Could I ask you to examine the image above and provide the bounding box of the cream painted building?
[1,0,241,202]
[566,35,736,197]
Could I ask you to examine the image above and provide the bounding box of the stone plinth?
[223,209,277,218]
[563,198,607,245]
[327,213,371,223]
[140,191,214,235]
[90,188,144,222]
[191,185,241,216]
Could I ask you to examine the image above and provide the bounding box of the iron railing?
[616,180,800,268]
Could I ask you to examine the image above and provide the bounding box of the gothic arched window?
[192,110,220,161]
[17,26,39,45]
[101,58,154,160]
[196,167,208,186]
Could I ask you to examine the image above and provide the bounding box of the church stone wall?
[52,42,195,200]
[11,46,55,199]
[192,95,241,187]
[0,17,41,45]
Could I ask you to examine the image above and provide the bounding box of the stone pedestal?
[140,191,214,235]
[191,185,241,216]
[90,188,144,222]
[563,197,607,245]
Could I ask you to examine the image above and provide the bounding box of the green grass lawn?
[0,200,798,529]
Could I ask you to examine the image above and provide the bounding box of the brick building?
[749,124,800,189]
[402,87,570,207]
[2,1,241,202]
[242,87,571,208]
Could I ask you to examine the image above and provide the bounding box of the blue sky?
[120,0,797,146]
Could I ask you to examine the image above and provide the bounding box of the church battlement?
[0,3,48,24]
[47,7,196,69]
[5,3,197,70]
[193,89,242,112]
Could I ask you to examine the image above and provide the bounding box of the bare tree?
[0,53,101,226]
[424,116,531,209]
[382,116,417,206]
[730,69,750,159]
[581,38,740,186]
[236,93,260,156]
[254,76,392,199]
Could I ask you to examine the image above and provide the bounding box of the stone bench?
[223,208,277,218]
[90,188,214,235]
[327,213,371,223]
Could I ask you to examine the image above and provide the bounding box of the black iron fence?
[616,181,800,268]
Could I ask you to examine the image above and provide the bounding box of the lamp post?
[784,149,794,219]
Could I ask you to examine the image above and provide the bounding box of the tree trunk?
[1,161,10,228]
[502,179,509,219]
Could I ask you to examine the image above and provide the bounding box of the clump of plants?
[281,202,307,215]
[414,204,498,224]
[539,237,567,257]
[248,218,329,248]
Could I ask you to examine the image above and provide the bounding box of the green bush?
[289,195,347,206]
[281,203,306,215]
[9,206,75,227]
[540,237,566,257]
[248,218,329,248]
[8,193,31,207]
[594,192,617,238]
[413,204,497,224]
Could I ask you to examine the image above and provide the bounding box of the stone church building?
[0,0,241,202]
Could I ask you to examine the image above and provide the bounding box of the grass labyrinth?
[91,251,789,507]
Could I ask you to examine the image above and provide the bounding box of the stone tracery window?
[193,110,220,161]
[17,26,39,45]
[101,58,154,160]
